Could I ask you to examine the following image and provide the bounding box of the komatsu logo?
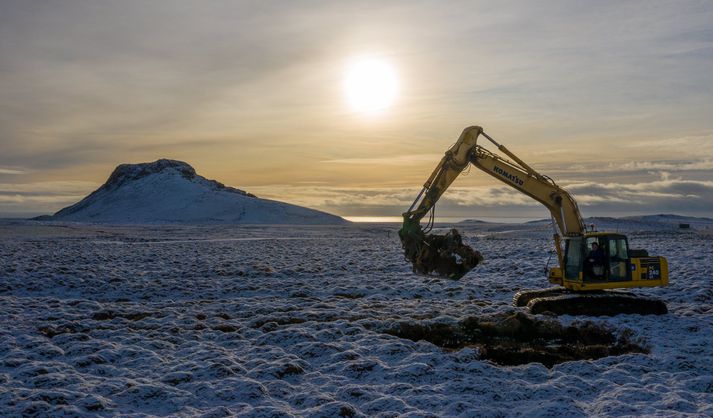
[493,165,524,186]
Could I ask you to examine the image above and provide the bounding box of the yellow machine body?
[548,232,669,291]
[400,126,669,297]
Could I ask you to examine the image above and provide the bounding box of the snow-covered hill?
[43,159,347,225]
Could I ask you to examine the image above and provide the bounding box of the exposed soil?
[385,311,648,367]
[400,228,483,279]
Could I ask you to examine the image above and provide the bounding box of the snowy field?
[1,219,712,417]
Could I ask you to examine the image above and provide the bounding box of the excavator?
[399,126,669,316]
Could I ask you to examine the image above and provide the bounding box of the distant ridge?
[622,213,713,223]
[40,159,347,225]
[457,214,713,228]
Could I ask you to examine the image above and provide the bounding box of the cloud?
[321,154,442,165]
[242,185,522,216]
[0,167,26,175]
[0,180,97,215]
[0,181,97,194]
[616,160,713,172]
[550,159,713,175]
[0,194,84,205]
[2,174,711,219]
[245,175,713,219]
[565,177,713,213]
[622,133,713,151]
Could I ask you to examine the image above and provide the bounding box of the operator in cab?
[587,242,605,279]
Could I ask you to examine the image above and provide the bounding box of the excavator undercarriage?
[513,288,668,316]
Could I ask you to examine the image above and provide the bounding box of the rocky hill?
[43,159,347,225]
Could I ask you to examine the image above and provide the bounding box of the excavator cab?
[559,233,668,291]
[563,234,628,283]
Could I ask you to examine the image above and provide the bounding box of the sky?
[1,0,712,220]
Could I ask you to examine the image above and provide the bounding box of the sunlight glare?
[343,58,398,114]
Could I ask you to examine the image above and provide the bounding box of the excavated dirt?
[385,311,648,367]
[400,228,483,279]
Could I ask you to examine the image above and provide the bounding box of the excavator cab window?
[608,237,629,260]
[584,237,605,281]
[607,236,631,281]
[580,235,631,282]
[564,238,583,280]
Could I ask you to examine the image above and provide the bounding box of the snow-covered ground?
[0,219,711,417]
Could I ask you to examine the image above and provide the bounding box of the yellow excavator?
[399,126,669,316]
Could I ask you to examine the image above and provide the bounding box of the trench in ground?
[384,311,648,368]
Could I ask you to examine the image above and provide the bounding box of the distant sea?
[344,216,541,223]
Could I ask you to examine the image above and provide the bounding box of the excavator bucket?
[399,221,483,279]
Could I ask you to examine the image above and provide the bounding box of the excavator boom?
[400,126,583,278]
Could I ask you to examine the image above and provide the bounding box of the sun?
[343,58,398,114]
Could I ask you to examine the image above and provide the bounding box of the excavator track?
[514,288,667,316]
[513,287,570,307]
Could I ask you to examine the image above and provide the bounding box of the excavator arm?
[400,126,585,278]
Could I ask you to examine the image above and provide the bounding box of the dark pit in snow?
[385,311,648,367]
